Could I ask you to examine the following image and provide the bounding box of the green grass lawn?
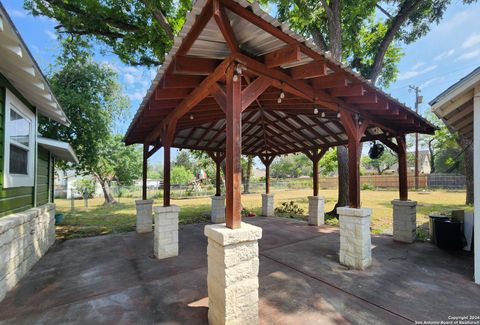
[55,189,471,240]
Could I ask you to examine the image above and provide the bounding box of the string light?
[189,114,194,120]
[233,74,238,82]
[321,112,326,118]
[280,91,285,99]
[337,112,341,118]
[313,107,319,115]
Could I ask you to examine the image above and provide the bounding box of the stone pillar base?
[135,199,153,233]
[308,196,325,226]
[205,222,262,325]
[154,205,180,259]
[392,200,417,243]
[261,193,274,217]
[211,196,226,223]
[338,207,372,270]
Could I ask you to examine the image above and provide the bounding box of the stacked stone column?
[392,200,417,243]
[261,193,274,217]
[338,207,372,270]
[211,196,226,223]
[308,196,325,226]
[205,223,262,325]
[154,205,180,259]
[135,200,153,233]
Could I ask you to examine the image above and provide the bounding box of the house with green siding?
[0,4,77,302]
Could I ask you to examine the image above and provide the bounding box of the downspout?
[33,107,38,207]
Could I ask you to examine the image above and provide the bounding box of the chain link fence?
[54,174,466,210]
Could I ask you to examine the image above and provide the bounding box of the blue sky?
[3,0,480,164]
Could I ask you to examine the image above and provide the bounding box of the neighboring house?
[55,169,103,199]
[0,5,77,302]
[252,167,265,179]
[430,66,479,284]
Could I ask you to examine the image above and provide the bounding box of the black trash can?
[429,215,449,244]
[434,219,463,250]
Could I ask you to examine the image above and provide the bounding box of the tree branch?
[309,26,327,52]
[138,0,174,39]
[368,0,425,83]
[47,0,142,33]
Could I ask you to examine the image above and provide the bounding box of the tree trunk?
[243,156,253,193]
[96,176,117,205]
[428,141,436,174]
[330,146,349,214]
[459,135,474,205]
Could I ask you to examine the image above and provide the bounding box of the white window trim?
[3,89,35,188]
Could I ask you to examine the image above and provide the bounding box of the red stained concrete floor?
[0,216,478,324]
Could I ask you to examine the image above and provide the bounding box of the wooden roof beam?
[174,56,223,75]
[290,61,328,80]
[163,75,203,88]
[213,0,238,53]
[155,87,192,100]
[177,0,213,56]
[242,76,273,111]
[146,55,235,143]
[264,44,301,68]
[312,74,350,89]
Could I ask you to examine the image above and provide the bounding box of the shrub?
[75,179,96,198]
[275,201,304,218]
[361,183,375,190]
[171,166,195,185]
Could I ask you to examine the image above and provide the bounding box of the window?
[4,89,35,188]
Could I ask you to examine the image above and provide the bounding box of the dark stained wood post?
[142,143,148,200]
[381,136,409,201]
[265,163,270,194]
[225,64,242,229]
[163,143,171,206]
[341,113,368,209]
[313,155,319,196]
[215,160,222,196]
[259,155,275,194]
[304,149,328,197]
[347,139,361,208]
[207,151,225,197]
[397,136,409,201]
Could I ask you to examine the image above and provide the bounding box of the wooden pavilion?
[125,0,435,229]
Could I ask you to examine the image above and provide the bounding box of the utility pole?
[409,85,422,190]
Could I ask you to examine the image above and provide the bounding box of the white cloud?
[456,48,480,61]
[419,76,445,89]
[124,73,136,85]
[128,91,146,101]
[434,49,455,61]
[410,62,424,70]
[101,61,120,73]
[8,9,27,18]
[397,65,437,81]
[461,33,480,49]
[122,66,140,74]
[45,30,57,40]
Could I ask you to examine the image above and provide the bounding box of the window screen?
[9,144,28,175]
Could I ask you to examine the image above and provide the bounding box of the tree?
[362,148,397,175]
[319,148,338,176]
[24,0,191,66]
[265,0,476,209]
[171,165,195,185]
[92,135,143,203]
[243,156,254,193]
[148,162,164,180]
[39,43,130,204]
[175,150,194,171]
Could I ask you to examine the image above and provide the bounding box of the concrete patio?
[0,216,477,324]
